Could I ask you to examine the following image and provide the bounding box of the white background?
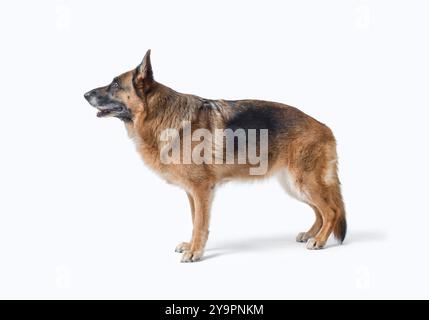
[0,0,428,299]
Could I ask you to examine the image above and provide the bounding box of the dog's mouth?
[95,103,133,122]
[96,106,123,118]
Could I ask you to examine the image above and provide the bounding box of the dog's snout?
[84,90,93,101]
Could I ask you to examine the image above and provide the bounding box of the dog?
[84,50,346,262]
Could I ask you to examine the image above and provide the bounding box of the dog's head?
[84,49,154,122]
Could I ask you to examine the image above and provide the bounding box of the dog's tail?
[331,182,347,243]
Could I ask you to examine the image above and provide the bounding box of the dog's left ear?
[134,49,154,96]
[137,49,153,82]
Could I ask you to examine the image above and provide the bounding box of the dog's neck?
[126,82,200,151]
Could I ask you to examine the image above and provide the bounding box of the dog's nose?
[84,91,92,101]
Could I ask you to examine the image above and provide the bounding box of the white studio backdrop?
[0,0,428,299]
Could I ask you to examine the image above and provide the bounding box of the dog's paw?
[175,242,191,253]
[296,232,311,243]
[306,237,326,250]
[181,250,203,263]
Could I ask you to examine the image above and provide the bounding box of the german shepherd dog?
[84,50,346,262]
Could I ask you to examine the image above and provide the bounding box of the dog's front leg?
[175,192,195,253]
[181,184,213,263]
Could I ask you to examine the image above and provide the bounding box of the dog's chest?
[133,138,159,169]
[131,133,181,183]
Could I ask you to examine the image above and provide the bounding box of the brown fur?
[85,50,347,262]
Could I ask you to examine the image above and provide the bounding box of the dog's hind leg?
[175,192,195,253]
[305,197,336,249]
[301,148,346,249]
[277,169,322,242]
[306,183,347,249]
[181,184,214,262]
[278,142,346,249]
[296,205,322,242]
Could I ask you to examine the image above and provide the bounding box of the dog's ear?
[133,49,154,96]
[137,49,153,82]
